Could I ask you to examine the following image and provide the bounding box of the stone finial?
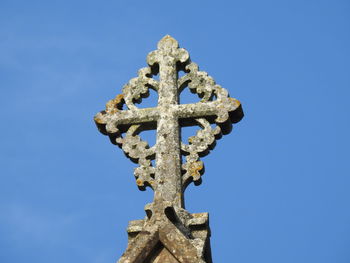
[94,35,243,262]
[157,35,179,49]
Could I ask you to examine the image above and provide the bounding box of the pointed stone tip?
[158,35,179,49]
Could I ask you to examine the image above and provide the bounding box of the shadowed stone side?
[94,35,243,262]
[127,210,212,263]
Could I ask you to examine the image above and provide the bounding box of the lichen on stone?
[94,35,244,262]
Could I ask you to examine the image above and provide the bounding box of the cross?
[95,35,243,209]
[94,35,243,263]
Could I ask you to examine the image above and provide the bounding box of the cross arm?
[94,107,159,135]
[176,97,243,133]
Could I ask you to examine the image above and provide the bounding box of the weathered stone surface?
[94,35,243,263]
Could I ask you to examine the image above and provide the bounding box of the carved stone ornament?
[94,35,243,263]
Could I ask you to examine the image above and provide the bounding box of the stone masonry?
[94,35,244,262]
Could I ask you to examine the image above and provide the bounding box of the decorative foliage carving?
[120,125,156,190]
[94,35,243,193]
[123,67,159,110]
[181,118,222,187]
[94,35,243,263]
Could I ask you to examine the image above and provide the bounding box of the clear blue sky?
[1,0,349,262]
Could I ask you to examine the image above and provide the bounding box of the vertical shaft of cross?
[154,44,183,208]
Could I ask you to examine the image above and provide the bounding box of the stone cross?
[94,35,243,263]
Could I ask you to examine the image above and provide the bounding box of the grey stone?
[94,35,243,262]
